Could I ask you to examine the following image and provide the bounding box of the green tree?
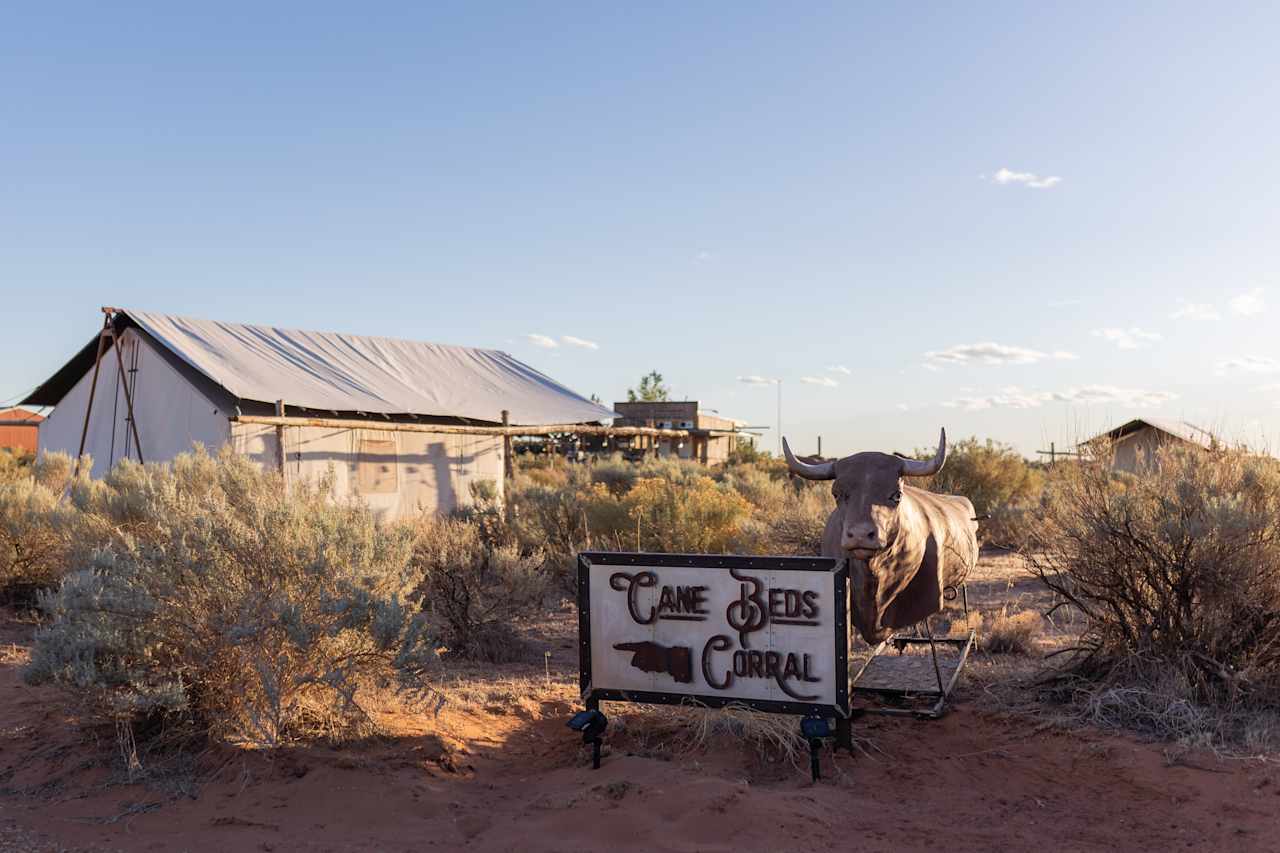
[627,371,670,402]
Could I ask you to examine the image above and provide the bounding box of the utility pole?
[776,379,782,456]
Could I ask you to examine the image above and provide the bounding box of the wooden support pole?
[275,400,287,476]
[502,409,514,480]
[72,314,113,481]
[111,329,144,463]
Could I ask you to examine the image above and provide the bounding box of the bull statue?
[782,429,978,645]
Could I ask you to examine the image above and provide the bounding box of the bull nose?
[843,526,881,549]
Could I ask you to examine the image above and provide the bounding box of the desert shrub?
[410,517,547,662]
[614,471,752,550]
[0,447,35,483]
[507,471,594,596]
[914,437,1044,546]
[737,485,830,556]
[725,439,768,466]
[507,462,755,591]
[981,609,1042,655]
[1024,443,1280,741]
[24,448,435,748]
[0,452,88,603]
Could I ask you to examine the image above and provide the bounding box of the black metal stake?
[808,739,821,782]
[591,738,601,770]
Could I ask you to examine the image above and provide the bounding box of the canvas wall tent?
[1081,418,1220,473]
[23,309,620,520]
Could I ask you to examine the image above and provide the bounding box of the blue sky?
[3,2,1278,457]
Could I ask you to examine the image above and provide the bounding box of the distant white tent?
[1081,418,1221,473]
[25,309,617,520]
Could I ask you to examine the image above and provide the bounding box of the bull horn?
[782,437,835,480]
[899,428,947,477]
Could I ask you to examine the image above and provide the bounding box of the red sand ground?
[1,613,1278,852]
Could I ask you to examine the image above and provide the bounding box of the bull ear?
[899,428,946,477]
[782,437,835,480]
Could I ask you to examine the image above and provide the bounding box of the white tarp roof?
[123,309,617,426]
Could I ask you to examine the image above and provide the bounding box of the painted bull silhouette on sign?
[783,428,978,645]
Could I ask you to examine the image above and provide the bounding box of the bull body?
[785,430,978,645]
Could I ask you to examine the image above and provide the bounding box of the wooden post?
[275,400,287,476]
[502,410,514,480]
[817,435,822,457]
[111,329,144,463]
[72,313,113,481]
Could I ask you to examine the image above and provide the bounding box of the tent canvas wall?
[25,309,617,520]
[1081,418,1219,474]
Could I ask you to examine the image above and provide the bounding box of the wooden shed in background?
[612,401,756,465]
[0,408,43,454]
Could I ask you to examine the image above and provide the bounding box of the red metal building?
[0,408,43,454]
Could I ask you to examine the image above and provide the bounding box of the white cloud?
[524,333,558,349]
[924,342,1075,366]
[800,376,838,388]
[561,335,599,350]
[989,167,1062,189]
[1047,299,1081,308]
[940,384,1177,411]
[695,250,714,262]
[1258,383,1280,392]
[1051,350,1079,360]
[1219,356,1280,374]
[1170,300,1221,321]
[895,403,910,411]
[737,375,776,385]
[1230,288,1266,316]
[1091,327,1162,350]
[940,386,1053,411]
[826,365,852,375]
[1051,385,1178,406]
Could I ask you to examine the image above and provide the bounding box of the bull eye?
[888,490,902,505]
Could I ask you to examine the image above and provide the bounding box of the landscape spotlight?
[567,709,609,769]
[800,715,830,783]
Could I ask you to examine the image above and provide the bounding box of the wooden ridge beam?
[231,414,691,439]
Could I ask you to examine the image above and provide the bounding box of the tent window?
[357,439,398,494]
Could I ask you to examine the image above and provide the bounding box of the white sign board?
[578,553,849,716]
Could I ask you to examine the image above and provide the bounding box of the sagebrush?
[24,448,438,747]
[1023,443,1280,747]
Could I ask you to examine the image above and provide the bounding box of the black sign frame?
[578,552,850,718]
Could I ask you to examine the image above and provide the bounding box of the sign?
[578,553,849,717]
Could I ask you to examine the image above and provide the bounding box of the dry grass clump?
[24,447,438,749]
[1022,443,1280,751]
[981,610,1043,655]
[612,702,809,769]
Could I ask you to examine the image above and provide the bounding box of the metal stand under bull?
[850,590,976,720]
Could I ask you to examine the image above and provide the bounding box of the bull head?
[783,430,948,641]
